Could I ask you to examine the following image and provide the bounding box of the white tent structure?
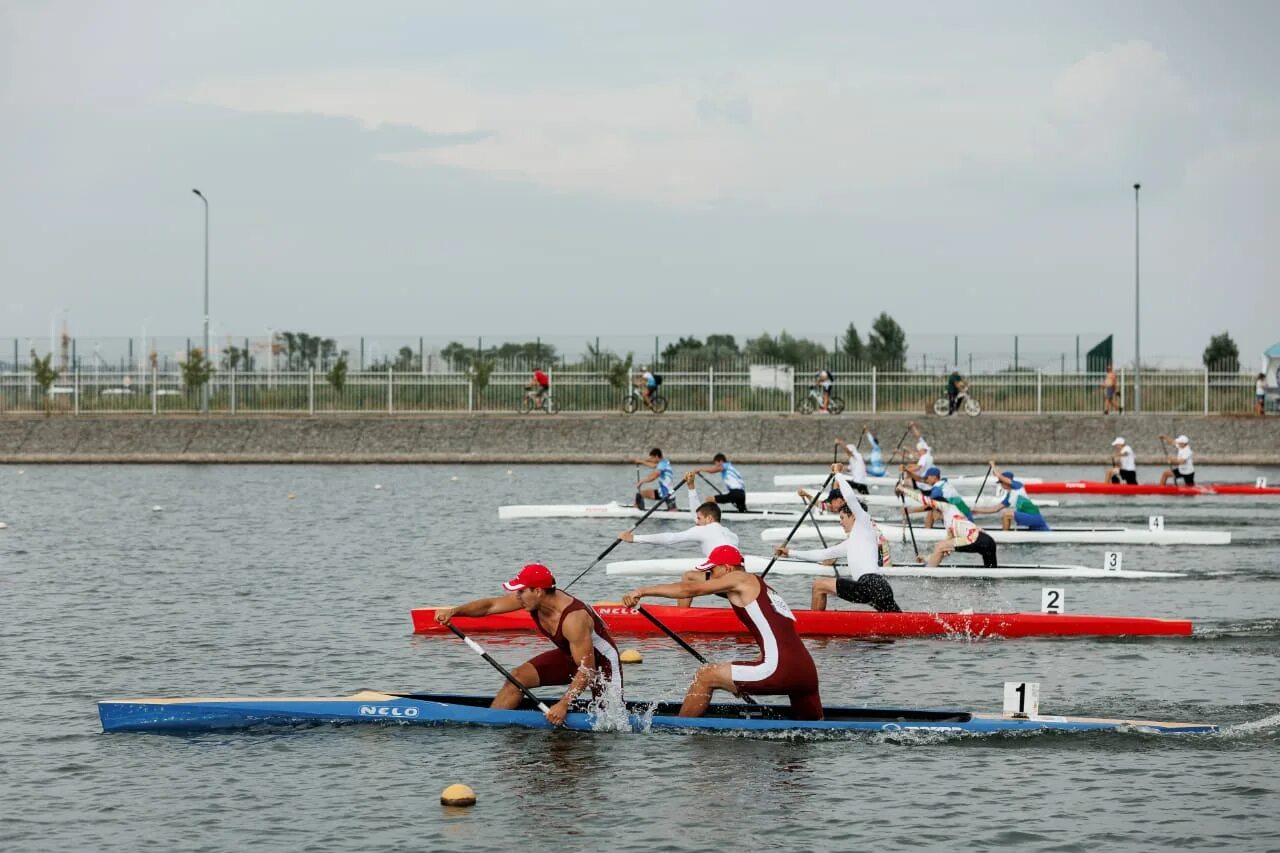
[1263,343,1280,411]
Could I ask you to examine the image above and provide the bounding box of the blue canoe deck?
[97,691,1217,735]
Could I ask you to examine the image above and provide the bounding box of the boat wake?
[1214,711,1280,740]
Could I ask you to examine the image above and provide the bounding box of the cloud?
[182,41,1267,209]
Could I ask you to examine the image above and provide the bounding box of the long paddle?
[444,622,551,715]
[898,475,921,559]
[564,479,688,590]
[973,464,993,505]
[798,494,829,548]
[761,472,836,579]
[697,472,724,495]
[889,424,912,466]
[635,606,758,706]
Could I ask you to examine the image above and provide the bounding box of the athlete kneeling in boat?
[634,447,677,511]
[1105,437,1138,485]
[897,485,998,568]
[972,464,1050,531]
[619,473,740,608]
[775,466,900,612]
[622,545,823,720]
[688,453,748,512]
[833,435,871,494]
[435,564,622,725]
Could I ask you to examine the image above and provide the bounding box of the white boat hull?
[745,491,1058,509]
[498,502,814,522]
[773,473,1044,488]
[760,524,1232,546]
[604,555,1184,579]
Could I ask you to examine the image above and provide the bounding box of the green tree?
[745,331,828,364]
[326,352,349,392]
[469,359,496,407]
[662,336,704,362]
[180,348,215,393]
[29,350,60,415]
[393,346,417,371]
[221,345,254,371]
[442,341,474,369]
[1202,331,1239,372]
[840,323,866,363]
[606,353,635,391]
[867,313,908,369]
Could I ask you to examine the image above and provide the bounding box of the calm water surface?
[2,463,1278,852]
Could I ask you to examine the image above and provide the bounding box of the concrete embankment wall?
[0,414,1276,465]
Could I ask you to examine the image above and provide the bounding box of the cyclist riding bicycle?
[635,366,660,408]
[815,369,834,413]
[525,367,550,407]
[946,370,966,416]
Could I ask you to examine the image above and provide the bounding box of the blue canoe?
[97,691,1217,735]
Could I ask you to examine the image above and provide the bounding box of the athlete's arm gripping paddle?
[760,472,836,579]
[564,479,688,590]
[443,623,552,715]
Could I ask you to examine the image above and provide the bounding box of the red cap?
[697,545,744,570]
[503,563,556,591]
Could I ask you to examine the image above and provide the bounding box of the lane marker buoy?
[152,506,163,512]
[620,649,643,664]
[441,783,476,806]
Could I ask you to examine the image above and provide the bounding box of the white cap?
[1175,434,1189,445]
[1112,437,1126,446]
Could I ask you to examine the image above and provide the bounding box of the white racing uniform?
[787,474,885,575]
[631,486,739,555]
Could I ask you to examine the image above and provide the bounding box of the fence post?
[309,368,316,415]
[387,367,393,414]
[467,375,474,412]
[1036,370,1042,414]
[73,368,80,415]
[230,369,237,415]
[1203,367,1209,414]
[151,366,158,415]
[709,367,714,413]
[871,367,877,413]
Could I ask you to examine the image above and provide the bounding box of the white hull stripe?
[729,599,780,684]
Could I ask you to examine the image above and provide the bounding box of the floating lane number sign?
[1104,551,1123,571]
[1040,588,1065,614]
[1003,681,1040,718]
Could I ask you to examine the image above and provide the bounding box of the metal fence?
[0,367,1262,415]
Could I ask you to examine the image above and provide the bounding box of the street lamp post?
[1133,182,1141,414]
[192,189,209,414]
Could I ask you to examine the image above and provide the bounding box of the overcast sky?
[2,1,1276,367]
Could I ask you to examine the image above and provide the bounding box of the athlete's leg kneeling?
[788,691,825,721]
[492,658,551,709]
[680,662,735,717]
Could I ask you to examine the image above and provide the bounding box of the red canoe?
[1026,480,1280,496]
[411,604,1192,639]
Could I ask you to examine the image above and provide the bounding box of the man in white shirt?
[618,473,739,607]
[774,466,900,612]
[1105,437,1138,485]
[1158,434,1196,486]
[834,436,870,494]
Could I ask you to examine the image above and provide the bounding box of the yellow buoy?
[620,649,643,664]
[440,783,477,806]
[287,494,296,500]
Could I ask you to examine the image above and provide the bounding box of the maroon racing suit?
[729,578,823,720]
[529,596,623,694]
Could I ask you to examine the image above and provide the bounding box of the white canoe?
[604,556,1185,580]
[760,524,1232,546]
[773,473,1045,488]
[745,490,1059,509]
[498,502,814,522]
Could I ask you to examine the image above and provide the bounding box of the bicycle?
[622,390,667,414]
[933,390,981,416]
[518,388,560,414]
[797,385,845,415]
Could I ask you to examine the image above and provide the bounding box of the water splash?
[1215,711,1280,739]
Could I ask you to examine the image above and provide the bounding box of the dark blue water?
[2,463,1278,852]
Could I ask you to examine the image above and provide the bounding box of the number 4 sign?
[1003,681,1041,718]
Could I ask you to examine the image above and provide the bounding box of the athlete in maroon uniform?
[435,564,622,725]
[623,545,823,720]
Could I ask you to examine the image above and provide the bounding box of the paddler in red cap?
[622,545,823,720]
[435,564,623,725]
